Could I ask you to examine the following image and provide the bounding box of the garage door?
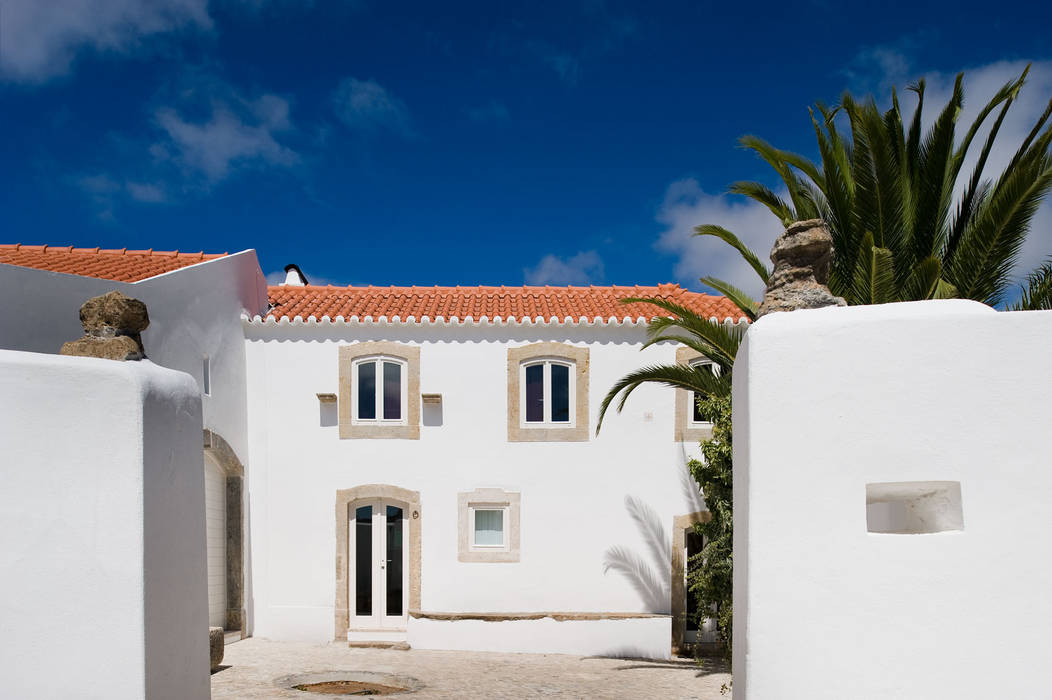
[204,453,227,629]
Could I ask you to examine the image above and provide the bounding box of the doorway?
[349,500,409,641]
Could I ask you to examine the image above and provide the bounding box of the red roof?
[0,244,227,283]
[264,283,746,324]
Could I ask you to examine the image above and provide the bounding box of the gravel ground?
[212,637,731,699]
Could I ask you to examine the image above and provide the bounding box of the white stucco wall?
[0,250,268,462]
[244,321,711,655]
[0,350,208,700]
[732,301,1052,699]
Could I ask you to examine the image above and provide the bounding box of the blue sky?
[2,0,1050,293]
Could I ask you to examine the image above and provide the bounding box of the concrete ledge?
[410,610,668,622]
[408,615,671,659]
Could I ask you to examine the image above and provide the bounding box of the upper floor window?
[521,358,575,427]
[674,346,715,442]
[338,342,420,440]
[689,360,720,426]
[507,342,589,442]
[353,355,407,424]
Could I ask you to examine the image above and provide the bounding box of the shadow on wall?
[602,495,670,613]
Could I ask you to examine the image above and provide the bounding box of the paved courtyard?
[213,637,731,699]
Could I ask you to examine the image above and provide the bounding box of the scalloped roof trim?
[242,313,749,327]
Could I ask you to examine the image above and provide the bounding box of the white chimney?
[281,264,308,286]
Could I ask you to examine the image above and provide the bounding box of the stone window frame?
[338,342,420,439]
[674,346,715,443]
[457,488,521,563]
[670,510,712,654]
[507,342,589,442]
[334,484,422,640]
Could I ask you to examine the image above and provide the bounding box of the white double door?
[350,500,409,634]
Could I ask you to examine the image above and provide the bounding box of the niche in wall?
[866,481,964,534]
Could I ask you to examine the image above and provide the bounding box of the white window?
[352,355,408,424]
[471,507,506,548]
[689,360,720,426]
[520,358,575,427]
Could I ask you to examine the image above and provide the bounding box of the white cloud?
[0,0,211,82]
[153,90,298,182]
[524,250,605,286]
[332,78,413,137]
[655,178,783,298]
[125,181,166,203]
[76,173,167,217]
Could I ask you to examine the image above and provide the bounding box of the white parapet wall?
[408,615,672,659]
[0,350,209,700]
[732,300,1052,700]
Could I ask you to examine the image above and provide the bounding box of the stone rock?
[59,290,149,360]
[210,626,225,671]
[60,335,143,361]
[757,219,847,318]
[78,290,149,334]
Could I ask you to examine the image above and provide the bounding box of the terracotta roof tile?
[264,283,747,324]
[0,243,227,283]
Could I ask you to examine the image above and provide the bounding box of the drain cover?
[293,679,404,695]
[276,671,421,696]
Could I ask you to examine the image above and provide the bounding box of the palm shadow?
[602,495,670,613]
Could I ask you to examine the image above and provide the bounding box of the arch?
[334,484,422,640]
[203,429,245,635]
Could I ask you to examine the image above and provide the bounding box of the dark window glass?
[551,363,570,422]
[355,506,372,616]
[383,362,402,420]
[357,362,376,420]
[525,363,544,422]
[685,530,705,631]
[692,364,717,423]
[386,506,403,616]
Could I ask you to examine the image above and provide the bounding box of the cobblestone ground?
[212,638,731,699]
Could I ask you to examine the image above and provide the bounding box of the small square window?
[472,508,505,547]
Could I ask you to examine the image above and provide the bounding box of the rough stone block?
[209,627,224,671]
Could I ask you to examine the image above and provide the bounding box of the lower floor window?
[472,508,505,547]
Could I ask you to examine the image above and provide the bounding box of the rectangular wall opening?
[866,481,963,534]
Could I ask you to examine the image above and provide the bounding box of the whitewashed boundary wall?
[0,250,268,462]
[732,300,1052,699]
[0,350,209,700]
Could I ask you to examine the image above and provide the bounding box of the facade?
[0,243,745,658]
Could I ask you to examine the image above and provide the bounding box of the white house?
[0,243,746,659]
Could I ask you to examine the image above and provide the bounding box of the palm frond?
[699,276,758,321]
[595,363,731,434]
[728,181,794,224]
[693,225,771,283]
[1010,259,1052,310]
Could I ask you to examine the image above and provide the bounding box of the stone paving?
[212,637,731,699]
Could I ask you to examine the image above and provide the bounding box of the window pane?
[355,506,372,616]
[551,364,570,422]
[383,361,402,420]
[474,509,504,546]
[692,392,707,422]
[525,364,544,422]
[386,506,403,616]
[357,362,376,420]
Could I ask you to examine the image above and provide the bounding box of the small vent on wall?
[866,481,964,534]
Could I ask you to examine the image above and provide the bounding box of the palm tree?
[699,66,1052,310]
[594,297,745,433]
